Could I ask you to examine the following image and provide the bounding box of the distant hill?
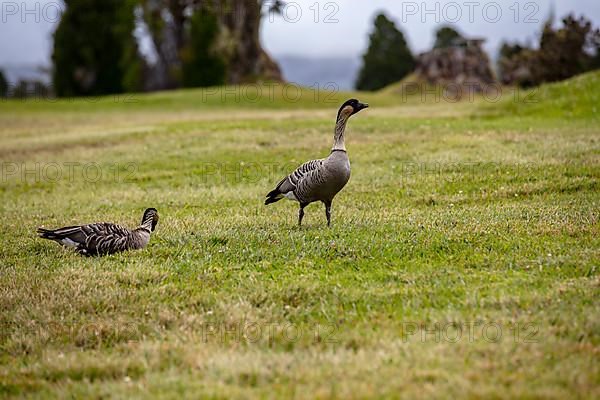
[1,58,362,92]
[275,55,361,91]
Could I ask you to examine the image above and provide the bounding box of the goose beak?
[357,102,369,112]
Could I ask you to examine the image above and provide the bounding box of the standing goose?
[265,99,369,226]
[37,208,159,256]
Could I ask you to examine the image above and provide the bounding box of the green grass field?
[1,72,599,399]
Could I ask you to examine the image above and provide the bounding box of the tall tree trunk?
[214,0,282,83]
[140,0,282,89]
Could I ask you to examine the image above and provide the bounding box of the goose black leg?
[298,203,308,226]
[324,201,332,227]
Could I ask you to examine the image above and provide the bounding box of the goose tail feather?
[37,226,79,241]
[37,227,60,240]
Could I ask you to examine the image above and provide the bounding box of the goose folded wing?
[283,159,324,189]
[80,223,131,255]
[266,159,325,203]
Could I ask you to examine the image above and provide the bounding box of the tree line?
[356,13,600,91]
[1,6,598,98]
[498,15,600,87]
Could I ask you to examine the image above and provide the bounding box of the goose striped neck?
[140,208,159,232]
[332,112,350,152]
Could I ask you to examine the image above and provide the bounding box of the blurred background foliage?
[0,69,8,97]
[52,0,142,97]
[0,1,594,98]
[50,0,283,97]
[498,14,600,87]
[181,8,226,88]
[433,26,464,49]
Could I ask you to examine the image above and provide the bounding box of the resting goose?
[37,208,159,256]
[265,99,369,226]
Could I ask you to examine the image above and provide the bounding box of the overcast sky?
[1,0,599,66]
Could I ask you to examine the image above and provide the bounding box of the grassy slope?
[0,73,598,398]
[481,71,600,119]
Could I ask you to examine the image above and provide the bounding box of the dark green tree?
[433,26,463,49]
[499,42,526,60]
[537,15,600,81]
[0,69,8,97]
[52,0,142,97]
[356,13,415,91]
[181,8,226,88]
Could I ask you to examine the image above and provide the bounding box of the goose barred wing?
[265,159,324,204]
[290,159,324,184]
[81,223,132,256]
[294,163,329,200]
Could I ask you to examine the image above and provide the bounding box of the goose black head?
[142,208,159,232]
[337,99,369,121]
